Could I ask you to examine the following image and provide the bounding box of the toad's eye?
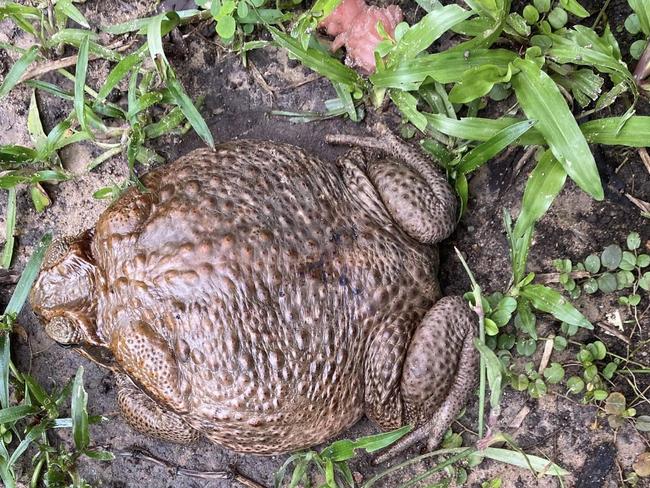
[45,316,83,345]
[42,237,72,270]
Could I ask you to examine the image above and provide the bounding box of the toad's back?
[92,140,438,452]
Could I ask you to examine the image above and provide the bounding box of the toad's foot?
[375,296,477,464]
[327,123,457,243]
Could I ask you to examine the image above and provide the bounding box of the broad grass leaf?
[1,188,17,268]
[323,425,412,462]
[71,367,89,451]
[390,90,427,131]
[457,119,535,174]
[520,284,593,329]
[74,34,91,134]
[513,150,567,238]
[449,63,512,103]
[371,48,516,90]
[387,4,472,65]
[483,447,569,476]
[270,27,360,87]
[0,45,38,99]
[166,72,214,149]
[473,338,505,408]
[511,57,604,200]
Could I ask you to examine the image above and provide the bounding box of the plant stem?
[454,247,486,438]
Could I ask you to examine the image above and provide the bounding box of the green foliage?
[274,426,411,487]
[553,232,649,303]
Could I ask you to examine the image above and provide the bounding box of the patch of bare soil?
[0,0,649,487]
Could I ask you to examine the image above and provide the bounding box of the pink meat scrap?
[319,0,403,74]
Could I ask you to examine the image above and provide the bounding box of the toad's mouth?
[74,343,119,372]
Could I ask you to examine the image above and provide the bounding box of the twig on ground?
[115,447,267,488]
[596,321,631,345]
[639,148,650,175]
[18,40,135,84]
[535,271,591,283]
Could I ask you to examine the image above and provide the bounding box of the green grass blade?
[56,0,90,28]
[581,116,650,146]
[483,447,569,476]
[511,57,604,200]
[1,189,17,269]
[7,422,48,467]
[390,90,428,131]
[458,119,535,174]
[269,26,361,87]
[74,34,91,135]
[371,48,516,90]
[96,52,143,102]
[0,405,40,424]
[520,284,593,329]
[27,91,46,149]
[144,107,186,139]
[71,366,89,451]
[0,45,38,99]
[388,4,472,65]
[146,12,181,76]
[426,114,545,144]
[4,233,52,316]
[166,73,214,149]
[513,151,567,238]
[332,82,357,122]
[0,334,9,409]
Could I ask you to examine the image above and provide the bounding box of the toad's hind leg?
[327,123,457,243]
[116,374,200,444]
[376,296,477,463]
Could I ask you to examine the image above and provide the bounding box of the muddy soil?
[0,0,649,487]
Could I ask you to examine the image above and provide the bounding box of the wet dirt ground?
[1,0,649,486]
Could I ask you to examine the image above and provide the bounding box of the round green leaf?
[528,378,547,398]
[597,272,618,293]
[533,0,551,13]
[216,15,237,38]
[554,258,572,273]
[637,254,650,268]
[587,341,607,360]
[627,232,641,250]
[583,277,599,294]
[640,272,650,291]
[593,389,608,401]
[601,244,623,270]
[523,5,539,24]
[485,318,499,336]
[516,338,537,356]
[561,321,578,337]
[237,0,249,18]
[553,335,567,351]
[567,376,584,394]
[619,251,637,271]
[548,7,567,29]
[497,333,515,350]
[625,14,641,35]
[631,40,648,60]
[616,270,635,289]
[636,416,650,432]
[511,373,529,391]
[584,254,600,273]
[251,0,265,6]
[602,361,618,380]
[628,294,641,306]
[543,362,565,384]
[577,348,594,364]
[583,364,598,382]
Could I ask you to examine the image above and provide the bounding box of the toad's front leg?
[116,373,200,444]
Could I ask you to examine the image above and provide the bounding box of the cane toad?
[29,126,477,458]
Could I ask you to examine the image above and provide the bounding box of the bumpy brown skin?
[29,129,477,457]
